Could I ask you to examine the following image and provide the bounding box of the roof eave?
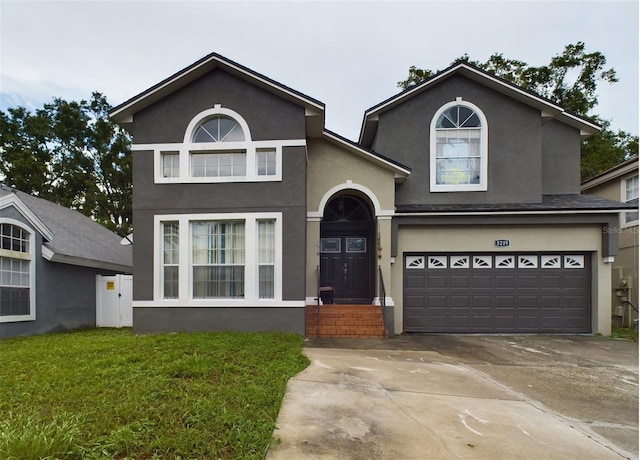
[359,62,600,143]
[42,245,132,273]
[322,130,411,181]
[110,53,326,136]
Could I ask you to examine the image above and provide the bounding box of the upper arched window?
[155,105,285,183]
[192,116,246,143]
[430,98,488,192]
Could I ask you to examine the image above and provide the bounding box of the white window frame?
[153,212,282,307]
[0,218,36,323]
[430,98,488,192]
[133,105,306,184]
[621,174,639,227]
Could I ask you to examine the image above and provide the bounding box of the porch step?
[306,304,386,338]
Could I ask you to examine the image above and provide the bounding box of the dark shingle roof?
[396,194,634,213]
[0,189,132,272]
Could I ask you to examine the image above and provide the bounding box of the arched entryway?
[320,194,375,304]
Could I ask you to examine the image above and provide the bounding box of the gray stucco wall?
[372,75,544,205]
[131,67,308,306]
[132,69,305,143]
[541,119,582,194]
[133,307,305,334]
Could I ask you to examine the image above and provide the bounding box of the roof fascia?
[322,130,411,181]
[42,245,132,272]
[359,62,600,144]
[0,194,54,241]
[581,158,639,191]
[110,53,325,129]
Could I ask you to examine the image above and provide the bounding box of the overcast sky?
[1,0,638,141]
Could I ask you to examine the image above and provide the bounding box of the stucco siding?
[133,307,305,334]
[373,75,543,205]
[542,120,581,194]
[131,69,305,143]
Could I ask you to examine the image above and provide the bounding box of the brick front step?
[306,304,386,338]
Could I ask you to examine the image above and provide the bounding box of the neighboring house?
[110,53,631,337]
[582,157,639,328]
[0,188,132,339]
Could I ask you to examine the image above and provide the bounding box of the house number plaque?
[494,239,510,247]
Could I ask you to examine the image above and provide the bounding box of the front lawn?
[0,329,309,459]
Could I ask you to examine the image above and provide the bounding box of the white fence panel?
[96,274,133,328]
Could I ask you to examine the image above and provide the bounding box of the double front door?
[320,227,373,304]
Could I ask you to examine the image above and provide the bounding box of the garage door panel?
[496,276,517,288]
[518,276,539,288]
[404,252,590,333]
[450,275,471,288]
[565,275,587,288]
[472,275,493,288]
[405,275,426,289]
[541,276,562,288]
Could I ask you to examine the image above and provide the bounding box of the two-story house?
[110,53,630,337]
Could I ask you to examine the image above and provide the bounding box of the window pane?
[0,224,29,252]
[193,117,245,143]
[258,220,275,263]
[193,266,245,298]
[257,149,276,176]
[163,266,179,299]
[191,221,245,298]
[162,222,179,298]
[162,152,179,178]
[0,286,29,316]
[259,266,274,299]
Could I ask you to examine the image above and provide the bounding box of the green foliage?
[396,42,638,180]
[0,329,309,459]
[0,93,132,234]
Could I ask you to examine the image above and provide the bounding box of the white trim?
[134,138,305,185]
[395,209,630,217]
[308,181,394,218]
[363,63,599,133]
[322,130,411,177]
[183,106,252,143]
[581,159,638,191]
[133,300,305,308]
[430,98,488,192]
[110,54,324,122]
[0,194,54,241]
[0,218,36,323]
[153,212,283,307]
[620,174,639,228]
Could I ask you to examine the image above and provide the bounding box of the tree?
[397,42,638,180]
[0,92,132,235]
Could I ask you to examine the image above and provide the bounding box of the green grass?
[0,329,309,459]
[611,326,638,342]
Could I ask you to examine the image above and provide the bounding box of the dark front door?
[320,196,374,304]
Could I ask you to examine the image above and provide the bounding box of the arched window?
[192,116,245,143]
[430,98,488,192]
[155,104,284,183]
[0,221,34,321]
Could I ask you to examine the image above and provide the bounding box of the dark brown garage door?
[403,253,591,333]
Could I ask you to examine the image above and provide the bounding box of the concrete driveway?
[267,335,638,459]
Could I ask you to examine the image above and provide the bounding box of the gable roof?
[110,52,326,137]
[322,129,411,182]
[581,157,639,192]
[359,61,601,147]
[0,189,132,272]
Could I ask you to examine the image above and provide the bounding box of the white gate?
[96,274,133,328]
